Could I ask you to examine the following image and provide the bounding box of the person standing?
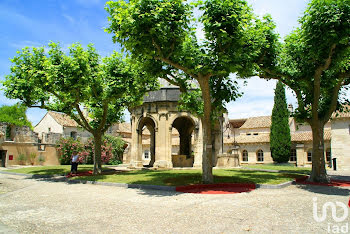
[71,151,79,174]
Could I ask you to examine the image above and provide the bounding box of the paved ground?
[0,172,349,233]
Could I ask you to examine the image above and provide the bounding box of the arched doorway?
[172,116,195,167]
[138,117,156,167]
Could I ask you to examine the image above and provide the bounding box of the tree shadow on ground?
[295,184,350,197]
[134,188,180,197]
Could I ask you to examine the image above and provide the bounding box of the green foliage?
[0,104,32,128]
[17,154,27,165]
[270,81,291,163]
[260,0,350,121]
[37,155,46,165]
[104,134,125,165]
[28,152,37,165]
[3,42,158,174]
[178,89,204,117]
[259,0,350,181]
[106,0,275,183]
[105,0,269,119]
[5,126,11,140]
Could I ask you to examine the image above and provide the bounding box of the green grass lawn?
[74,169,304,186]
[6,165,111,176]
[242,164,311,174]
[5,166,306,186]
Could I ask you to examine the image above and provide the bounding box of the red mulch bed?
[66,170,116,178]
[295,176,350,187]
[66,171,94,178]
[176,183,256,194]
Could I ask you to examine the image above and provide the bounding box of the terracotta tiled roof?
[224,134,270,144]
[332,106,350,119]
[48,111,78,127]
[229,119,247,128]
[240,116,271,129]
[224,129,331,144]
[291,130,331,142]
[118,122,131,133]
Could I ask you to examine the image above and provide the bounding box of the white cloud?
[62,14,75,24]
[75,0,102,7]
[227,77,298,119]
[9,40,44,50]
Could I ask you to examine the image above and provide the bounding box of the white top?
[72,155,79,163]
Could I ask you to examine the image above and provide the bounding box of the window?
[242,150,248,162]
[253,133,258,136]
[70,131,77,140]
[48,127,51,132]
[246,133,251,136]
[307,150,312,162]
[257,150,264,162]
[326,149,331,162]
[290,149,297,162]
[144,150,149,159]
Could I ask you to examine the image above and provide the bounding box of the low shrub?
[37,154,46,165]
[17,154,27,165]
[56,138,85,165]
[28,152,36,165]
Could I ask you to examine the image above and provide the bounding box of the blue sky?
[0,0,327,125]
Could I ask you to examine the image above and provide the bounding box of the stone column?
[296,144,305,166]
[154,113,172,168]
[129,116,143,168]
[193,121,203,168]
[149,127,155,166]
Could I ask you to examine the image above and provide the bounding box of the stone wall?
[0,123,38,143]
[331,118,350,170]
[0,142,59,167]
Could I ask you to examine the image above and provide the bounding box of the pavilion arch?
[137,116,157,167]
[137,115,158,132]
[171,116,196,157]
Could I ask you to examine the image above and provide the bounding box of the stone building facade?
[0,122,59,167]
[223,114,345,168]
[34,111,92,143]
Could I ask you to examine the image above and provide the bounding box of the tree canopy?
[106,0,275,183]
[0,104,32,128]
[259,0,350,182]
[270,81,291,163]
[3,42,157,174]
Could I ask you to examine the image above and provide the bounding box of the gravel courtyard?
[0,173,349,233]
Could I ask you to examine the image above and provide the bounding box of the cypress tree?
[270,81,291,163]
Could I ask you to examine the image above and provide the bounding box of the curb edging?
[256,181,294,189]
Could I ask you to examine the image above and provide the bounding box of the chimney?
[288,104,293,115]
[82,106,89,117]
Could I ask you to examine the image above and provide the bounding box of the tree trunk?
[198,78,214,184]
[211,119,223,166]
[93,133,103,175]
[309,121,329,183]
